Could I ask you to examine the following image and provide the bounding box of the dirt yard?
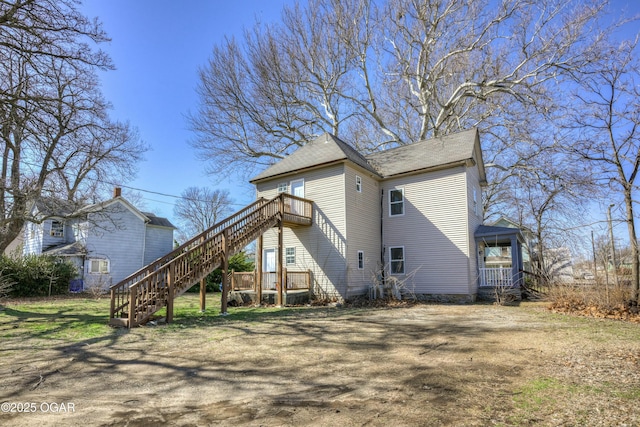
[1,301,639,426]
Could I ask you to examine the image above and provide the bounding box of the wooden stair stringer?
[118,202,283,327]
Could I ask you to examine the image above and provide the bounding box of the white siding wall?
[144,226,174,265]
[23,222,43,255]
[381,166,472,296]
[256,164,348,299]
[343,165,381,297]
[83,201,146,289]
[41,218,66,251]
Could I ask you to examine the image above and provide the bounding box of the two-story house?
[250,128,516,302]
[23,188,175,291]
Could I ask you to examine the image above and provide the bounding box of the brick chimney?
[113,187,122,198]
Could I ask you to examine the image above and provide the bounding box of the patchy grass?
[1,297,639,426]
[0,293,320,339]
[0,297,112,341]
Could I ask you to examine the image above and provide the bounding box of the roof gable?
[250,128,486,183]
[250,133,379,182]
[366,128,483,178]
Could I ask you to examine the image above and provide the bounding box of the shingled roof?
[250,134,380,182]
[366,128,482,177]
[250,128,484,182]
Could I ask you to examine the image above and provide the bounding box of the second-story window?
[277,183,288,193]
[50,220,64,237]
[389,188,404,216]
[356,175,362,192]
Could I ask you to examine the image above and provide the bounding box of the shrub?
[547,280,639,321]
[0,269,14,302]
[187,251,255,293]
[0,255,77,297]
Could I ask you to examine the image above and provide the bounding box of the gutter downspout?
[380,188,385,287]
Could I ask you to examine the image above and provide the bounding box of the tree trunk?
[624,188,640,303]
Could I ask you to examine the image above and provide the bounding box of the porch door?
[263,249,276,290]
[290,179,304,215]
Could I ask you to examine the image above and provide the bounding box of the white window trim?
[356,175,362,193]
[277,183,288,193]
[50,220,64,237]
[389,188,405,217]
[89,259,110,274]
[357,250,364,270]
[389,246,405,275]
[285,247,296,265]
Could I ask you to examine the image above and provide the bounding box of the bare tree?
[0,0,148,253]
[566,37,640,303]
[190,0,612,178]
[173,187,233,242]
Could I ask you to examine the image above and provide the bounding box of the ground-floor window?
[389,246,405,275]
[89,259,110,274]
[357,250,364,269]
[285,247,296,265]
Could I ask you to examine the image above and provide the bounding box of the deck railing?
[109,193,312,327]
[478,267,516,288]
[231,269,312,291]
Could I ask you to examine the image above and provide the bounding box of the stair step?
[112,196,291,328]
[109,317,129,327]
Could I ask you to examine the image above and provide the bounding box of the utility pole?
[608,204,619,287]
[591,230,598,282]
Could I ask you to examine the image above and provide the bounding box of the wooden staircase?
[109,193,312,327]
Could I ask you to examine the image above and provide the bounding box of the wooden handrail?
[110,193,312,327]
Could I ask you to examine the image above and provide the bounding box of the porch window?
[89,259,109,274]
[285,247,296,265]
[389,188,404,216]
[356,175,362,192]
[357,251,364,270]
[485,247,510,257]
[50,220,64,237]
[277,183,288,193]
[389,246,405,275]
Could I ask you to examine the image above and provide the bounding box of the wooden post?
[200,235,206,312]
[199,277,206,312]
[167,263,175,323]
[277,221,283,306]
[220,230,229,315]
[110,288,116,321]
[256,234,263,305]
[283,267,288,305]
[128,285,136,328]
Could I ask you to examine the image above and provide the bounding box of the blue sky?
[79,0,294,223]
[79,0,639,246]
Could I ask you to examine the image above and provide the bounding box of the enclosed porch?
[475,225,526,299]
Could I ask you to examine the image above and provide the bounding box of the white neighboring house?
[251,128,522,301]
[23,189,175,291]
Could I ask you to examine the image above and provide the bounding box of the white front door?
[290,179,305,215]
[263,248,276,290]
[263,249,276,272]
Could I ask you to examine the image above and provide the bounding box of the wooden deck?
[109,193,313,327]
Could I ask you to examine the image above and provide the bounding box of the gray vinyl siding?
[382,166,472,295]
[83,201,146,289]
[256,163,348,299]
[466,164,484,295]
[344,165,381,297]
[144,225,174,265]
